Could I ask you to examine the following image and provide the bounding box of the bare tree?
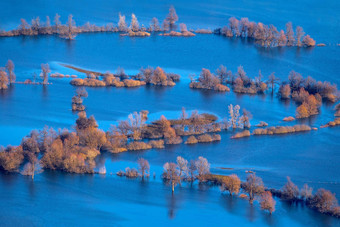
[150,17,160,31]
[54,13,61,33]
[260,191,276,214]
[176,156,188,179]
[179,23,187,32]
[21,152,41,180]
[0,69,9,89]
[165,6,178,30]
[130,14,139,31]
[295,26,305,47]
[243,173,264,203]
[138,158,150,179]
[216,65,230,84]
[229,17,240,36]
[188,160,197,181]
[63,14,77,39]
[239,17,249,37]
[6,60,15,83]
[118,13,127,31]
[195,156,210,182]
[267,72,280,94]
[220,174,241,195]
[282,176,299,201]
[285,22,295,46]
[300,183,313,201]
[163,162,181,193]
[228,104,240,129]
[41,63,51,84]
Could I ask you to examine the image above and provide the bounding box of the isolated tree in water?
[6,60,16,83]
[260,191,276,214]
[138,158,150,179]
[243,173,264,203]
[165,6,178,30]
[41,63,51,84]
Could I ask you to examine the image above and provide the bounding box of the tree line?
[217,17,316,47]
[116,156,340,217]
[0,6,317,47]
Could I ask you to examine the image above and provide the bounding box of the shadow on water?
[167,193,177,219]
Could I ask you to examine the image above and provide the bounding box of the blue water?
[0,0,340,226]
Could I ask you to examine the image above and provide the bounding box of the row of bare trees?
[0,6,180,39]
[219,17,316,47]
[0,60,51,88]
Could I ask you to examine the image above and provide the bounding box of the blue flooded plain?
[0,0,340,226]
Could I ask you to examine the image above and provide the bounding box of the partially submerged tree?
[165,6,178,30]
[0,69,9,89]
[195,156,210,182]
[138,158,150,179]
[220,174,241,195]
[281,176,299,201]
[5,60,15,84]
[130,14,139,31]
[260,191,276,214]
[118,13,128,31]
[176,156,188,179]
[41,63,51,84]
[162,162,181,193]
[243,173,265,203]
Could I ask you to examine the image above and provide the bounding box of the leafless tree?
[260,191,276,214]
[267,72,280,94]
[118,13,127,31]
[243,173,264,203]
[130,14,139,31]
[285,22,295,46]
[6,60,15,83]
[138,158,150,179]
[295,26,305,47]
[176,156,188,179]
[195,156,210,182]
[163,162,181,193]
[282,176,299,201]
[150,17,161,31]
[41,63,51,84]
[165,6,178,30]
[0,69,9,89]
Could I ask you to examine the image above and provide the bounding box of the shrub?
[231,130,250,139]
[148,140,165,149]
[197,134,213,143]
[127,141,152,151]
[283,116,295,121]
[185,136,198,144]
